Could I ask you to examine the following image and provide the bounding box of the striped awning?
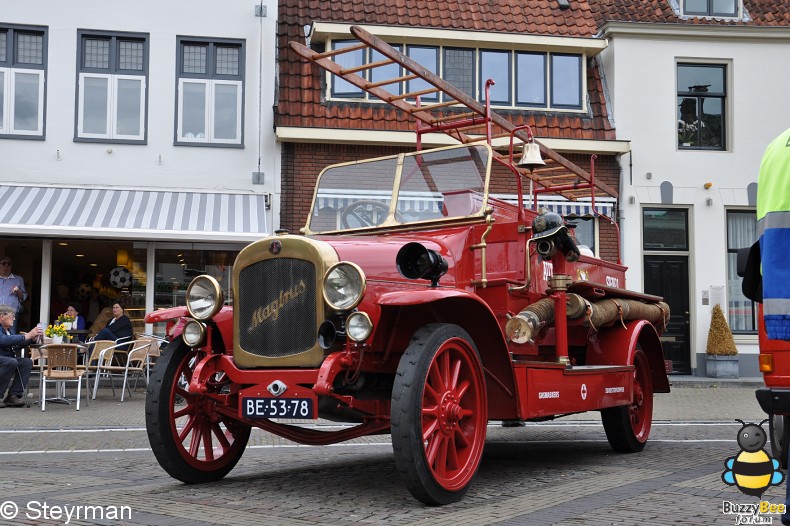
[491,194,615,218]
[0,185,270,241]
[316,192,615,219]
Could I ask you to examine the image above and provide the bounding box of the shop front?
[0,185,269,337]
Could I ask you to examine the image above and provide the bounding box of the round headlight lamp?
[186,275,224,321]
[182,319,206,347]
[323,262,366,311]
[346,311,373,342]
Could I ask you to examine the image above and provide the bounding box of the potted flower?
[45,323,69,344]
[57,313,75,330]
[705,304,739,378]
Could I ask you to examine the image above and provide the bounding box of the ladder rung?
[390,87,440,101]
[341,58,395,75]
[452,123,488,132]
[531,166,565,175]
[408,100,459,113]
[433,111,478,123]
[541,174,579,181]
[366,74,418,89]
[314,42,369,59]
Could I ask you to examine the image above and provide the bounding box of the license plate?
[242,397,315,419]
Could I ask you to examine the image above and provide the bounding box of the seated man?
[0,304,43,408]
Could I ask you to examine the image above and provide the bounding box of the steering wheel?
[341,200,403,228]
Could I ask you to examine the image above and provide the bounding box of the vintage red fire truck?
[145,26,670,505]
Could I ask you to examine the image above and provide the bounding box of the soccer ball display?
[109,266,133,289]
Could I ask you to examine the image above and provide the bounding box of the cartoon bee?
[722,419,784,497]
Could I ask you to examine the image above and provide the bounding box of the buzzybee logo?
[722,419,784,497]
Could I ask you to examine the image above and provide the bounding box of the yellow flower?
[45,323,69,337]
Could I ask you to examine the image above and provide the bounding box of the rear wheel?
[391,324,488,505]
[769,414,790,469]
[146,340,250,483]
[601,347,653,453]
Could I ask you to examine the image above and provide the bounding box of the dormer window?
[683,0,738,17]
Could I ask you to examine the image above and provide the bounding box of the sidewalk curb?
[669,376,763,389]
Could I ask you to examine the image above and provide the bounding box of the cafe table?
[67,329,90,343]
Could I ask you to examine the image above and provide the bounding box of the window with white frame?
[176,37,244,146]
[0,24,46,138]
[683,0,738,17]
[76,30,148,143]
[329,40,584,111]
[726,210,757,334]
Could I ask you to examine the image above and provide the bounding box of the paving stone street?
[0,378,785,526]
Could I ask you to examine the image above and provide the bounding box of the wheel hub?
[439,392,463,434]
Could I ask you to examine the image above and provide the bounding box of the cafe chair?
[118,338,158,401]
[40,344,89,411]
[83,339,135,400]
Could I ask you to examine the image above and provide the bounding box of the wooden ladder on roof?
[289,25,618,204]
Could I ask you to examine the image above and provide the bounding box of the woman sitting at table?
[93,302,133,346]
[63,304,86,342]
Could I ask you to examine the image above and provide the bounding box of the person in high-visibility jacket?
[758,128,790,526]
[758,127,790,342]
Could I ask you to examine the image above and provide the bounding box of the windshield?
[306,144,491,233]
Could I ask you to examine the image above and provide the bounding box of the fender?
[377,288,485,306]
[587,320,670,393]
[144,305,235,351]
[144,306,188,324]
[375,288,518,418]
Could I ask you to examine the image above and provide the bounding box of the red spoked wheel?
[391,324,488,505]
[146,340,250,483]
[602,347,653,452]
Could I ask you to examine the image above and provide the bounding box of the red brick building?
[276,0,629,262]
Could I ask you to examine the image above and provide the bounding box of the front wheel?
[769,414,790,469]
[601,347,654,453]
[391,324,488,505]
[146,341,251,483]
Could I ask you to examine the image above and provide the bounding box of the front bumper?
[756,387,790,415]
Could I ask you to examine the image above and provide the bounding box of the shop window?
[152,246,239,335]
[0,24,47,138]
[50,240,146,332]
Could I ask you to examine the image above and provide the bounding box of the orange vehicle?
[144,27,671,504]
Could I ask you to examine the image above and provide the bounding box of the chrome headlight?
[186,275,224,321]
[346,311,373,342]
[323,262,366,311]
[182,319,206,347]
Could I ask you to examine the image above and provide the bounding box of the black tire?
[769,414,790,469]
[601,347,653,453]
[391,323,488,505]
[146,340,251,483]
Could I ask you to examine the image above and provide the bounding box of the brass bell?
[517,141,546,171]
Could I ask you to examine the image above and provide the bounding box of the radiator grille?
[238,258,317,358]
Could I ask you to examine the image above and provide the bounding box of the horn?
[517,141,546,172]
